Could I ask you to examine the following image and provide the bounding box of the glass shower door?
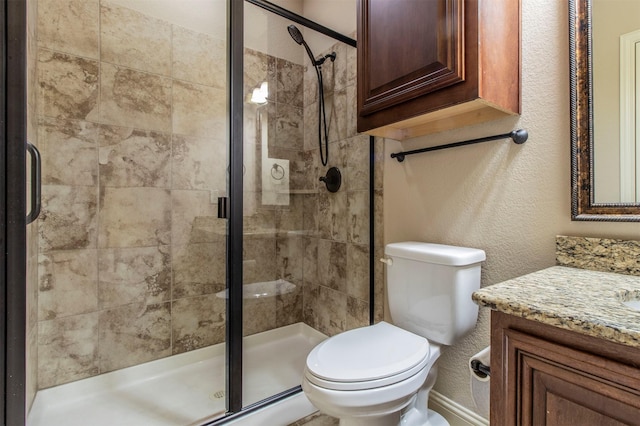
[19,0,232,425]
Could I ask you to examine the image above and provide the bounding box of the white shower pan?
[28,323,325,426]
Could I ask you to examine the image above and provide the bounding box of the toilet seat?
[305,322,430,391]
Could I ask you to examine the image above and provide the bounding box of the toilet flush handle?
[379,257,393,266]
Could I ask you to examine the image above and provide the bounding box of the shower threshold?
[28,323,326,426]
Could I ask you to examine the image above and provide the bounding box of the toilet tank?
[385,242,486,345]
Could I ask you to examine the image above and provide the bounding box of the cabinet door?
[502,329,640,425]
[358,0,464,116]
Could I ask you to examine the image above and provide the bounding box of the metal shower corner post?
[226,0,245,416]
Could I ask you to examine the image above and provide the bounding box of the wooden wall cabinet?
[491,312,640,425]
[357,0,521,140]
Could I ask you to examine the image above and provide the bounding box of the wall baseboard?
[429,391,489,426]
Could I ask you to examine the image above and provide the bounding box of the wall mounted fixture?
[319,167,341,192]
[390,129,529,162]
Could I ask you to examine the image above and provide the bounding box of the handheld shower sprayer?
[287,25,336,66]
[287,24,336,168]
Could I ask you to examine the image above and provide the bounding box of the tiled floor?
[289,412,339,426]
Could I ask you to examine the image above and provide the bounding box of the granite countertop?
[472,266,640,348]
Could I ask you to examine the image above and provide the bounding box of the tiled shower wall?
[298,40,385,335]
[35,0,230,389]
[34,0,382,391]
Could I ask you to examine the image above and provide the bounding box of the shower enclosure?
[1,0,383,424]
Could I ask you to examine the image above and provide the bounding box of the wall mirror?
[571,0,640,221]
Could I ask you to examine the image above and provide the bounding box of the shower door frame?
[2,0,28,424]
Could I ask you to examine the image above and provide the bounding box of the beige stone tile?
[317,285,346,336]
[98,245,171,309]
[37,0,99,59]
[98,125,171,188]
[304,63,317,108]
[243,296,276,336]
[348,190,370,245]
[38,249,98,320]
[346,44,357,87]
[172,190,222,246]
[303,100,318,152]
[98,302,171,373]
[27,0,38,146]
[276,235,303,283]
[172,242,226,298]
[39,185,98,251]
[100,2,171,75]
[100,63,172,132]
[318,191,347,242]
[244,48,271,100]
[302,193,318,233]
[346,84,358,139]
[172,134,227,191]
[38,117,98,186]
[330,42,348,92]
[38,49,99,120]
[38,312,100,388]
[374,137,384,190]
[346,296,369,331]
[173,25,225,89]
[243,236,277,284]
[172,294,225,354]
[172,81,225,137]
[374,189,384,249]
[27,326,38,409]
[27,223,39,329]
[273,103,303,151]
[290,150,317,192]
[303,281,319,329]
[317,240,346,293]
[346,134,371,191]
[346,243,369,301]
[276,58,304,107]
[302,237,318,287]
[98,187,171,248]
[275,194,304,231]
[326,90,348,144]
[277,283,303,327]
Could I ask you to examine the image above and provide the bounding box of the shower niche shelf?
[216,279,296,299]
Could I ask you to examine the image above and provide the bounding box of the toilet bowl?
[303,322,447,426]
[302,242,485,426]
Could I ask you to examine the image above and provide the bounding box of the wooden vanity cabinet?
[491,311,640,425]
[357,0,520,140]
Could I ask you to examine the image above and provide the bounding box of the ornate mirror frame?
[570,0,640,221]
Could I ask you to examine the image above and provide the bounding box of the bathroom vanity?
[473,266,640,425]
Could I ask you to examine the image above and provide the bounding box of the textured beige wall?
[383,0,640,417]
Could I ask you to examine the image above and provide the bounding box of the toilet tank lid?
[385,242,486,266]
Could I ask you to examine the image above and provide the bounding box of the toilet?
[302,242,486,426]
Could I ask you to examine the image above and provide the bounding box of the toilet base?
[401,408,448,426]
[336,408,448,426]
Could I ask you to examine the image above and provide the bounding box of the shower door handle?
[217,197,228,219]
[26,142,42,224]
